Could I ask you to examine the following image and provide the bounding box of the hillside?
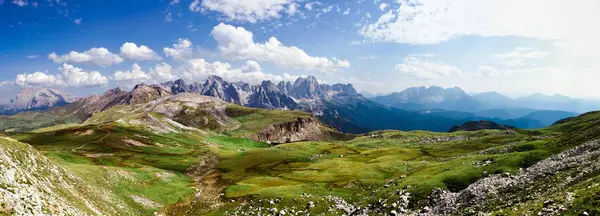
[2,92,600,215]
[448,120,515,132]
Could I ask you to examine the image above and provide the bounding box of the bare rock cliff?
[251,117,322,144]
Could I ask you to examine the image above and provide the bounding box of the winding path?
[71,124,112,152]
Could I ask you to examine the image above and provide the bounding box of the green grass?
[6,108,600,215]
[224,105,313,137]
[207,135,270,150]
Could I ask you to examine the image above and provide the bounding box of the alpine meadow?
[2,0,600,216]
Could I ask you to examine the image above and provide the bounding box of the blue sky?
[1,0,599,99]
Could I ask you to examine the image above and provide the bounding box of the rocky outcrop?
[427,139,600,215]
[0,137,123,215]
[251,117,322,144]
[449,120,515,132]
[113,84,172,105]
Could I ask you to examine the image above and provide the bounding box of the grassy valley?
[2,94,600,215]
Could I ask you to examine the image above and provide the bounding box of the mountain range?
[372,86,485,112]
[373,87,600,114]
[1,76,588,133]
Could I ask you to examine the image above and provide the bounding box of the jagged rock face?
[251,117,322,144]
[161,79,203,94]
[160,76,302,110]
[0,87,73,115]
[449,120,515,132]
[290,76,322,99]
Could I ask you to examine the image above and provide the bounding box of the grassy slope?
[224,105,313,137]
[5,104,600,215]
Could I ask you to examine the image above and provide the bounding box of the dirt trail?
[164,153,225,215]
[71,124,111,152]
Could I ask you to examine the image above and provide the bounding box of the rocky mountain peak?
[0,87,72,115]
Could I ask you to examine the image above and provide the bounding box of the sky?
[1,0,600,99]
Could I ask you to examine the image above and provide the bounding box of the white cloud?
[378,3,387,11]
[286,2,298,16]
[74,18,82,24]
[120,42,162,61]
[342,8,350,15]
[493,47,549,59]
[163,38,193,61]
[241,60,261,72]
[0,81,12,87]
[16,72,64,87]
[191,0,297,23]
[164,12,173,22]
[211,23,350,72]
[114,63,178,85]
[360,0,600,46]
[170,0,180,5]
[180,58,294,84]
[114,64,152,83]
[14,64,108,87]
[59,63,108,87]
[48,47,124,67]
[149,63,177,82]
[11,0,27,7]
[492,47,548,67]
[395,57,462,79]
[476,66,501,76]
[25,55,39,59]
[304,1,320,10]
[321,5,333,14]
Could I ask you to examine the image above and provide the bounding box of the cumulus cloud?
[180,58,295,84]
[16,72,64,87]
[114,63,178,85]
[59,63,108,87]
[74,18,82,24]
[114,64,152,83]
[163,38,194,62]
[395,57,462,79]
[120,42,162,61]
[48,47,124,67]
[211,23,350,72]
[15,64,108,87]
[150,63,177,82]
[190,0,297,23]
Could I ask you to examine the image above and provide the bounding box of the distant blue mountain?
[515,93,600,113]
[520,110,579,126]
[372,86,485,112]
